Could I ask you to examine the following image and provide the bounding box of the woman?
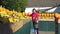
[31,8,39,34]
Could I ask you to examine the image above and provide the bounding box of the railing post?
[54,13,58,34]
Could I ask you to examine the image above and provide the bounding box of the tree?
[0,0,27,12]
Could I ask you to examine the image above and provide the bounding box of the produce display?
[0,6,26,24]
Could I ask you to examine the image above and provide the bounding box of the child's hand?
[36,20,39,24]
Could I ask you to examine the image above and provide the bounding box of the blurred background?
[0,0,60,34]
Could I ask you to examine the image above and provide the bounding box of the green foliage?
[1,0,27,12]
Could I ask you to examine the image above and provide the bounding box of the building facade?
[28,0,60,7]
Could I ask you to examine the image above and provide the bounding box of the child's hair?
[32,8,36,12]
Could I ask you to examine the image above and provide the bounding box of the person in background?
[31,8,39,34]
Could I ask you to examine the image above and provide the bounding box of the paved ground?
[38,31,55,34]
[30,29,55,34]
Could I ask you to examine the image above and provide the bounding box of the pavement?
[30,29,55,34]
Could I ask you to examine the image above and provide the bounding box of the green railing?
[14,21,55,34]
[58,23,60,34]
[39,21,55,31]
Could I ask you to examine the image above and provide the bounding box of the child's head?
[32,8,36,13]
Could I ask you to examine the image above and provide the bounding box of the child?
[31,8,39,34]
